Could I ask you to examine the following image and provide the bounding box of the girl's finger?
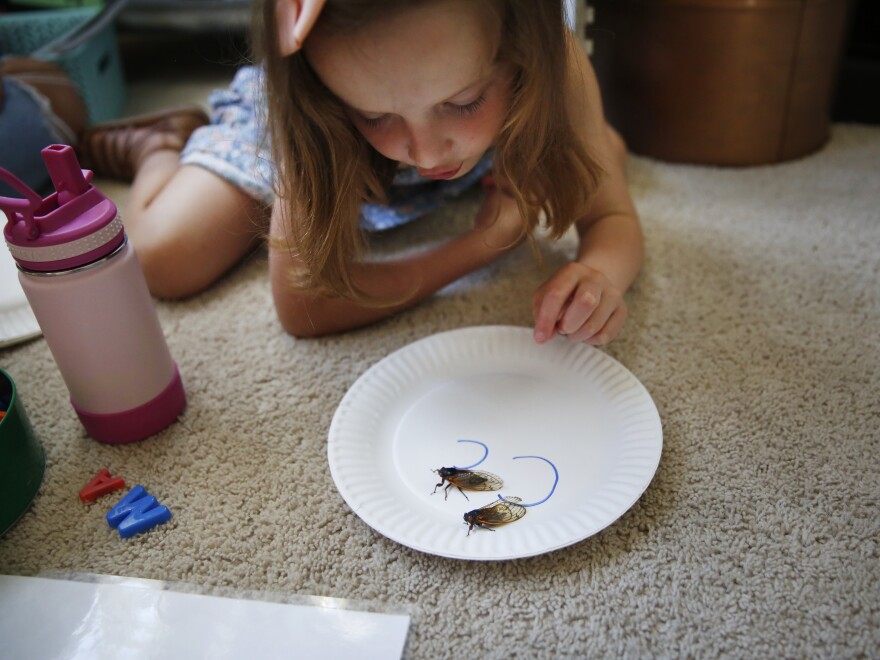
[557,283,602,337]
[533,283,576,344]
[533,263,601,344]
[565,289,616,342]
[585,305,628,346]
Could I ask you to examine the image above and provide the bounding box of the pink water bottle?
[1,144,186,444]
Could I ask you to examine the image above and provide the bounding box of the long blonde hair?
[252,0,603,302]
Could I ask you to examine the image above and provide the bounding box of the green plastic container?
[0,369,45,537]
[0,6,126,123]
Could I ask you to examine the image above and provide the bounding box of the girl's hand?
[473,174,527,251]
[532,262,627,346]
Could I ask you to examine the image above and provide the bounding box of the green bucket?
[0,369,45,537]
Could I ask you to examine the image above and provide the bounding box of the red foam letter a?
[80,468,126,503]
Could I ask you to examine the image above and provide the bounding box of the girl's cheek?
[476,114,501,143]
[358,128,403,161]
[375,137,406,161]
[460,106,505,149]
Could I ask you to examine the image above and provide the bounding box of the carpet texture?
[1,98,878,656]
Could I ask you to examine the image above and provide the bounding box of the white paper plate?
[0,234,41,349]
[328,326,662,561]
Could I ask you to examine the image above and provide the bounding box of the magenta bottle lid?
[1,145,123,273]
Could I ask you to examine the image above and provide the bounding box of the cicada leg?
[465,521,495,536]
[450,483,469,501]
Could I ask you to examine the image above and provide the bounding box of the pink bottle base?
[72,366,186,444]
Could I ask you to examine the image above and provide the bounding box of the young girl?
[80,0,643,345]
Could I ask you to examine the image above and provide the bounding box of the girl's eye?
[358,114,387,129]
[448,94,487,117]
[354,93,487,129]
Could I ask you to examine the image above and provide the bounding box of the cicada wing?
[475,497,526,526]
[449,470,503,491]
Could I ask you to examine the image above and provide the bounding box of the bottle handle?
[0,167,43,239]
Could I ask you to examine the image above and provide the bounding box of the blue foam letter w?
[106,485,172,538]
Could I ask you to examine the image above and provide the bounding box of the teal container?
[10,1,104,8]
[0,7,126,123]
[0,369,45,537]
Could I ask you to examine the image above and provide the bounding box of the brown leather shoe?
[78,105,209,181]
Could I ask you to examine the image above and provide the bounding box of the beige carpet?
[2,37,879,657]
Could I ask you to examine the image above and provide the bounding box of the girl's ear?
[276,0,327,56]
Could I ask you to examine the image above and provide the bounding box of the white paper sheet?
[0,575,409,660]
[0,218,41,348]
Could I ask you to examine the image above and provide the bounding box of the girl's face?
[305,1,513,180]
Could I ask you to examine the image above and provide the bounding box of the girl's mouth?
[419,164,462,180]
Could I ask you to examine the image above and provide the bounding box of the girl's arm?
[269,183,525,337]
[532,34,644,346]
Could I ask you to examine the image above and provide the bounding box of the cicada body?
[463,496,527,535]
[432,467,503,501]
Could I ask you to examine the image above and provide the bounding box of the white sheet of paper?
[0,575,409,659]
[0,211,42,347]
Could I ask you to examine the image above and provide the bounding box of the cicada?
[463,496,527,535]
[432,467,503,501]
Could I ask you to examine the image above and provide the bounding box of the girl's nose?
[406,125,452,170]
